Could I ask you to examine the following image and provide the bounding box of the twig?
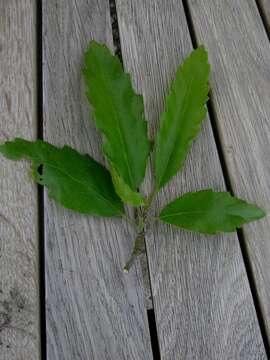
[123,233,145,272]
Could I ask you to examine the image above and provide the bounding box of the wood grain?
[257,0,270,35]
[42,1,152,359]
[186,0,270,341]
[0,1,40,359]
[115,0,267,358]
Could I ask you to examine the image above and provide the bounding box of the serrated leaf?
[110,166,145,206]
[159,189,265,234]
[0,138,124,217]
[154,46,210,190]
[83,41,150,190]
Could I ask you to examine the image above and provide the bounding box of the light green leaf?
[0,138,124,217]
[110,166,145,206]
[83,41,150,190]
[159,189,265,234]
[154,46,210,190]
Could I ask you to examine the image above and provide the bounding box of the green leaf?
[110,166,145,206]
[159,189,265,234]
[154,46,210,190]
[83,41,150,190]
[0,138,124,217]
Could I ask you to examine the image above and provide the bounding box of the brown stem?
[123,233,145,272]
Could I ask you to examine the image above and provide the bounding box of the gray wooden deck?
[1,1,270,359]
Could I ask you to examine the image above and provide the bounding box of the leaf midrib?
[29,155,123,215]
[157,69,196,189]
[160,209,207,219]
[95,55,134,189]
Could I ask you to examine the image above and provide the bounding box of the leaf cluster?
[0,41,265,271]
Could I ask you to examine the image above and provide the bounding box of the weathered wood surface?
[186,0,270,341]
[0,1,40,359]
[116,0,267,358]
[42,1,152,359]
[257,0,270,34]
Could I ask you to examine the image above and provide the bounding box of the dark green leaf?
[154,46,210,190]
[110,165,145,206]
[83,41,150,190]
[159,189,265,234]
[0,138,124,217]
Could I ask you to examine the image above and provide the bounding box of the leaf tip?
[196,44,208,56]
[86,39,112,57]
[255,206,266,219]
[0,143,5,154]
[0,138,23,160]
[87,39,103,51]
[195,44,211,74]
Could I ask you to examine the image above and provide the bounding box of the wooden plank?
[257,0,270,35]
[42,1,153,359]
[115,0,267,358]
[0,1,40,359]
[186,0,270,341]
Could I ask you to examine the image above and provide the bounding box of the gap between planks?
[36,0,46,359]
[255,0,270,40]
[184,0,270,357]
[109,2,159,357]
[109,0,154,311]
[182,0,270,355]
